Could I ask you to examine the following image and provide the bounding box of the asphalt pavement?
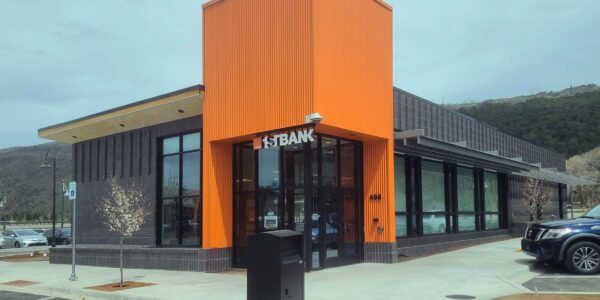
[0,290,70,300]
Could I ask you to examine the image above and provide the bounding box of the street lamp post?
[0,195,6,231]
[61,180,65,228]
[41,152,57,248]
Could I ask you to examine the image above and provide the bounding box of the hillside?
[452,88,600,158]
[0,142,72,221]
[452,84,600,109]
[567,146,600,179]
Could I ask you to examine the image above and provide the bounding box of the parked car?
[522,204,600,275]
[423,214,446,233]
[44,228,71,245]
[0,235,5,249]
[33,229,46,235]
[1,229,48,248]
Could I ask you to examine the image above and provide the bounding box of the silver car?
[0,235,4,248]
[1,229,48,248]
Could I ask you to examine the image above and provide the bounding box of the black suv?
[44,228,71,245]
[522,204,600,275]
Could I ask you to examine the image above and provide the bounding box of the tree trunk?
[120,236,123,287]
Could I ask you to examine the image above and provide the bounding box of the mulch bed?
[86,281,156,292]
[0,253,49,262]
[1,280,40,287]
[496,294,600,300]
[221,268,247,276]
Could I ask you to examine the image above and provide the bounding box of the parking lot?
[521,261,600,293]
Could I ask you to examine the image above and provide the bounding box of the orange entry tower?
[202,0,395,261]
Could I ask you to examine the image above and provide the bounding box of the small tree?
[522,177,551,221]
[97,179,151,287]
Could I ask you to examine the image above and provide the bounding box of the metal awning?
[394,129,539,173]
[38,85,204,144]
[513,169,597,185]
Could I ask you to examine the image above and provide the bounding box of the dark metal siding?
[507,174,562,235]
[393,88,566,171]
[72,116,202,246]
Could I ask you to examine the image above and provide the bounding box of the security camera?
[305,112,324,124]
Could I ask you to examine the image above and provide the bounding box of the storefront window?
[321,137,338,187]
[159,132,202,246]
[421,161,446,234]
[457,167,476,232]
[484,171,499,229]
[394,156,407,237]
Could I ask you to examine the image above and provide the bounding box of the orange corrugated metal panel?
[312,0,395,243]
[203,0,314,140]
[312,0,393,140]
[363,140,395,243]
[202,0,314,248]
[202,142,232,248]
[202,0,395,248]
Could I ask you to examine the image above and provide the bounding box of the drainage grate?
[446,295,476,300]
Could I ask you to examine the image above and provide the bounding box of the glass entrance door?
[233,134,361,270]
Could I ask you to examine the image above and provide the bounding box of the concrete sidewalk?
[0,239,560,300]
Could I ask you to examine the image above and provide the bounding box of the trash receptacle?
[247,229,304,300]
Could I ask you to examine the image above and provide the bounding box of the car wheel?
[565,241,600,275]
[14,241,21,248]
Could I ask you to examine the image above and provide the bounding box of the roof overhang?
[512,169,597,185]
[394,129,539,173]
[38,85,204,144]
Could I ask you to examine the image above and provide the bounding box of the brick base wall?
[397,229,511,257]
[50,245,231,273]
[364,243,398,263]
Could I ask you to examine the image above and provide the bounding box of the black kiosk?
[247,230,304,300]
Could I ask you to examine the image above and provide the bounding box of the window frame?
[157,130,202,247]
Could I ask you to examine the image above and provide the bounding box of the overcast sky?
[1,0,599,148]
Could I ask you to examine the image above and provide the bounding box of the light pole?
[41,151,57,248]
[61,181,65,228]
[0,195,6,231]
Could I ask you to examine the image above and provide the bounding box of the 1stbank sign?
[254,128,315,150]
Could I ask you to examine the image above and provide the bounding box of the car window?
[62,229,71,234]
[46,229,62,235]
[582,205,600,219]
[14,229,38,236]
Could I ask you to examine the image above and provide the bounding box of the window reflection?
[162,155,179,198]
[421,161,445,213]
[182,152,201,196]
[484,172,500,229]
[457,167,475,232]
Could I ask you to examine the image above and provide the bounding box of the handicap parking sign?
[68,181,76,200]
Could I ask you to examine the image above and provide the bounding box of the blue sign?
[68,181,76,200]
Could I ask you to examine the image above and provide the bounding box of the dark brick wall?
[364,243,398,263]
[397,229,511,257]
[50,245,231,273]
[72,116,202,246]
[393,88,566,171]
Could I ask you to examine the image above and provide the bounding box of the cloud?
[0,0,598,148]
